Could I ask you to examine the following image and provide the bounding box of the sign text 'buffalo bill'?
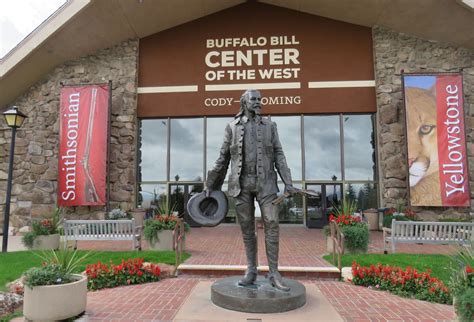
[205,36,300,82]
[138,2,376,117]
[58,85,109,206]
[403,74,470,207]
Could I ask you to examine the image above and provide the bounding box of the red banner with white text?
[403,74,470,207]
[58,85,109,206]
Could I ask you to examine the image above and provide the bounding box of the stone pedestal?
[211,276,306,313]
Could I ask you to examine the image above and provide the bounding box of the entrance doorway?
[169,183,204,227]
[305,183,342,228]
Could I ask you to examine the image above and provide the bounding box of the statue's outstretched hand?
[205,189,213,198]
[284,184,299,196]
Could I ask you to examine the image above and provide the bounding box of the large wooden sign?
[138,2,375,117]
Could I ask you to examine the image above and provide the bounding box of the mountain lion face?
[405,87,439,187]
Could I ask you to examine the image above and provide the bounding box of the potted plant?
[106,207,131,220]
[22,250,90,321]
[143,200,189,250]
[326,198,369,254]
[22,207,62,250]
[382,199,417,229]
[449,242,474,322]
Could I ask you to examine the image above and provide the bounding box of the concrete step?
[177,264,341,279]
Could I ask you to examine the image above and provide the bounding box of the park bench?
[383,220,473,253]
[63,219,142,250]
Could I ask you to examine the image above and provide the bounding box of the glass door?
[305,183,342,228]
[169,183,204,227]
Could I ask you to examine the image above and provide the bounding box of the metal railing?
[330,221,344,271]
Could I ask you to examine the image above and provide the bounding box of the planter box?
[326,237,366,254]
[149,230,174,251]
[32,233,60,250]
[23,274,87,321]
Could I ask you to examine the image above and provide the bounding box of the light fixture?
[2,106,27,252]
[3,106,27,128]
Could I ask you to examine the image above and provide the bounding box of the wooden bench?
[383,220,473,253]
[63,219,142,250]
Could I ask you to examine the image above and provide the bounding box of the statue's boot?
[261,203,290,292]
[236,198,257,286]
[238,237,257,286]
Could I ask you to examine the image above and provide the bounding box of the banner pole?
[106,80,112,214]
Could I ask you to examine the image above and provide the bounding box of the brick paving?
[81,277,455,321]
[76,225,457,267]
[74,225,458,321]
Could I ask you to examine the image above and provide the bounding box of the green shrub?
[382,214,410,228]
[23,264,73,288]
[23,249,91,289]
[21,207,62,248]
[341,224,369,253]
[455,287,474,322]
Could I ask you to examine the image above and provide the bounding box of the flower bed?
[351,261,451,304]
[86,258,161,291]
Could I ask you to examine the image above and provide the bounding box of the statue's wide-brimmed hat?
[186,191,228,227]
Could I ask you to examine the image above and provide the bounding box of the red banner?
[58,85,109,206]
[436,76,470,207]
[403,74,470,207]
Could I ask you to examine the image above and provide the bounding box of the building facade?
[1,2,473,230]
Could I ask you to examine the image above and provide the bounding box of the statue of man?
[206,89,297,291]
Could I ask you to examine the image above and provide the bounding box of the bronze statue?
[206,89,297,291]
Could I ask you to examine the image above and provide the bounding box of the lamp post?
[2,106,27,253]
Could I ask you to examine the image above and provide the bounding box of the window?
[343,115,376,181]
[170,118,204,181]
[304,115,341,180]
[138,119,167,181]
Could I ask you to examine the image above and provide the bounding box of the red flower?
[466,266,473,274]
[137,270,143,277]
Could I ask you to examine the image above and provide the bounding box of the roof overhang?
[1,0,473,109]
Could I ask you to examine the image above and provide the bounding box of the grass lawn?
[322,253,470,285]
[0,250,190,292]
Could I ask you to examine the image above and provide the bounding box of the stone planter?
[148,230,174,251]
[32,233,60,250]
[23,274,87,321]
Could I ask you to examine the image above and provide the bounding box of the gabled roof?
[1,0,473,109]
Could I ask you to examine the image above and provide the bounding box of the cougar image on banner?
[405,86,442,206]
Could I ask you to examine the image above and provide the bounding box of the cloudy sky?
[0,0,66,58]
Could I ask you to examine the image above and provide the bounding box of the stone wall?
[0,39,139,229]
[373,27,474,219]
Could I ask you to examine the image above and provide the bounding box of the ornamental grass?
[86,258,161,291]
[351,261,451,304]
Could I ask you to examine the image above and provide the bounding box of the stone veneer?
[373,27,474,219]
[0,39,138,229]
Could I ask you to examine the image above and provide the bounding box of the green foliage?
[331,198,358,216]
[21,207,62,248]
[21,232,37,249]
[341,224,369,253]
[382,214,410,228]
[23,249,92,289]
[23,264,73,288]
[107,207,131,220]
[143,216,181,244]
[37,249,92,276]
[455,287,474,322]
[153,199,178,216]
[0,250,189,292]
[323,225,330,237]
[449,242,474,297]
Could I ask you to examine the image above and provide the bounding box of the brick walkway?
[81,277,455,321]
[77,225,457,267]
[67,226,459,321]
